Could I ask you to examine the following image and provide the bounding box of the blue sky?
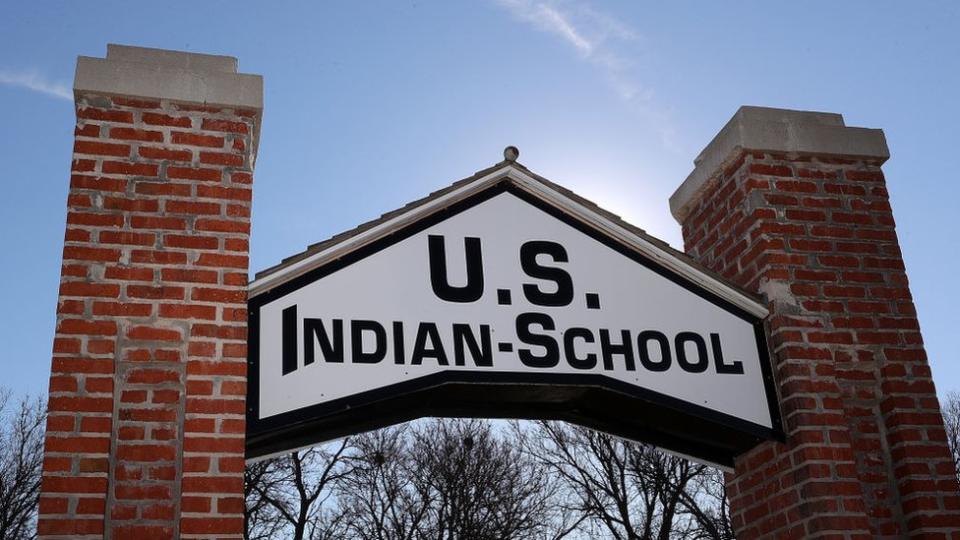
[0,1,957,400]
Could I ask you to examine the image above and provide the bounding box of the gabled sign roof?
[253,160,768,317]
[247,157,781,466]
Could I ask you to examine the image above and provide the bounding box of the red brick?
[127,285,185,300]
[678,152,960,536]
[138,146,193,161]
[158,303,217,320]
[116,444,177,462]
[48,375,77,393]
[160,268,218,283]
[131,215,187,230]
[37,518,105,535]
[101,161,159,176]
[230,171,253,184]
[108,127,163,142]
[195,220,250,235]
[196,184,252,201]
[846,170,884,182]
[99,230,155,246]
[66,213,124,228]
[135,182,192,197]
[72,159,96,172]
[180,496,211,513]
[112,96,161,108]
[130,250,188,265]
[77,107,133,123]
[114,485,171,501]
[180,517,243,535]
[75,124,100,137]
[750,163,793,177]
[775,180,818,193]
[85,377,114,394]
[171,131,224,148]
[51,358,114,375]
[186,398,245,414]
[183,437,244,453]
[165,200,221,215]
[142,112,192,128]
[105,266,154,281]
[167,166,221,182]
[126,326,182,342]
[57,319,117,336]
[163,234,219,250]
[226,204,251,218]
[74,140,131,157]
[201,118,248,133]
[181,475,243,493]
[104,197,160,213]
[196,253,248,268]
[60,282,120,298]
[71,174,127,192]
[200,151,244,166]
[192,287,245,303]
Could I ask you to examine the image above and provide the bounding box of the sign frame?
[247,177,783,466]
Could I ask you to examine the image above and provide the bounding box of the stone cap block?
[74,44,262,111]
[105,44,238,74]
[670,106,889,223]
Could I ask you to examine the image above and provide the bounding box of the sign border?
[247,180,783,465]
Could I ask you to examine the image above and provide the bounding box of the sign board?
[248,175,781,466]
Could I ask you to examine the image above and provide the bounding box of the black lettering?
[304,318,343,364]
[712,333,743,374]
[600,329,635,371]
[428,235,484,303]
[637,330,671,372]
[520,241,574,307]
[516,312,559,368]
[453,324,492,367]
[351,320,387,364]
[563,327,596,370]
[411,322,449,365]
[675,332,709,373]
[392,321,405,365]
[282,304,298,375]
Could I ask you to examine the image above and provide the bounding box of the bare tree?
[337,425,431,540]
[519,421,725,540]
[0,389,45,540]
[410,419,557,539]
[246,440,352,540]
[673,468,734,540]
[246,419,736,539]
[942,391,960,482]
[336,419,567,540]
[245,457,286,540]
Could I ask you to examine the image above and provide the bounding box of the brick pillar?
[38,45,262,539]
[671,107,960,539]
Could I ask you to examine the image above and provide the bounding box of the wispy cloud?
[493,0,679,151]
[0,69,71,101]
[494,0,642,98]
[524,3,595,56]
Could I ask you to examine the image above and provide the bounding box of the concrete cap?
[106,44,238,74]
[74,44,263,111]
[670,106,890,223]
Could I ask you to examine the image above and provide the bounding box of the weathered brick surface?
[680,151,960,538]
[39,94,256,539]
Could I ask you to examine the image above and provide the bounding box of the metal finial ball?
[503,146,519,162]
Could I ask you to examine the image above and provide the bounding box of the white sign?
[248,185,777,452]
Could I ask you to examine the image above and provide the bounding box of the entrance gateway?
[38,45,960,540]
[246,149,781,466]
